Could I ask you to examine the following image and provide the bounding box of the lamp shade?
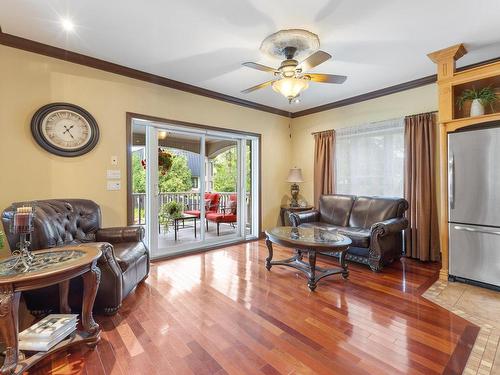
[272,78,309,101]
[286,168,304,183]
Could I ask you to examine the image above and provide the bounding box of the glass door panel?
[150,128,205,258]
[205,136,241,241]
[130,117,260,259]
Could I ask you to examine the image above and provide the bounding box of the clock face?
[31,103,99,157]
[41,110,92,150]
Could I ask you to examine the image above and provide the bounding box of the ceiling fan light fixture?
[272,77,309,103]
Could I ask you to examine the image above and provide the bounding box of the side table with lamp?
[281,168,313,225]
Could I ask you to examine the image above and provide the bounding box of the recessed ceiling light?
[61,18,75,32]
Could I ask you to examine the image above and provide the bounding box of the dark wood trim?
[2,30,498,119]
[126,113,134,226]
[292,56,500,118]
[126,112,262,240]
[127,112,261,138]
[292,75,437,118]
[0,31,290,118]
[443,323,480,375]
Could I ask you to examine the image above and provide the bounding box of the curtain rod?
[311,129,335,136]
[310,111,438,135]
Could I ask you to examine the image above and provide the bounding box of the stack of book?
[19,314,78,352]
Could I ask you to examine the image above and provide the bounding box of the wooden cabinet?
[428,44,500,280]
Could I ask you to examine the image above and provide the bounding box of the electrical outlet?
[111,156,118,165]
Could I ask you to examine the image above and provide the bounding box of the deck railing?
[132,192,251,225]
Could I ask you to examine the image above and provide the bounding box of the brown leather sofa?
[290,194,408,271]
[2,199,150,315]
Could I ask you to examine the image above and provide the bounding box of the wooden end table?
[279,205,314,226]
[0,244,102,374]
[265,226,352,291]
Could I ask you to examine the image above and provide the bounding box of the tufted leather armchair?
[290,194,408,272]
[2,199,150,315]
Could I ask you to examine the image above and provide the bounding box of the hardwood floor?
[26,240,477,375]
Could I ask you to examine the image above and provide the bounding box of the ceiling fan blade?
[306,73,347,84]
[298,51,332,71]
[242,62,277,73]
[241,80,274,94]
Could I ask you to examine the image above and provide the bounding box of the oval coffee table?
[265,226,352,291]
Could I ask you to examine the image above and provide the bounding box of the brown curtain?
[404,112,440,261]
[314,130,335,207]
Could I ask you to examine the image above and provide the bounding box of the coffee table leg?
[82,261,101,348]
[174,219,178,241]
[308,250,317,291]
[194,218,197,238]
[265,238,273,270]
[0,285,20,375]
[340,250,349,279]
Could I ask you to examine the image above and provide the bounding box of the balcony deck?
[157,221,238,249]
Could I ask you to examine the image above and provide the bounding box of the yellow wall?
[0,44,441,254]
[290,84,439,204]
[0,45,292,251]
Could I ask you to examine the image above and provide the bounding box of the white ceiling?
[2,0,500,113]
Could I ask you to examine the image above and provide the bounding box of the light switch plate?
[107,181,121,191]
[111,156,118,165]
[107,169,121,179]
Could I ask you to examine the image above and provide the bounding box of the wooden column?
[428,44,467,280]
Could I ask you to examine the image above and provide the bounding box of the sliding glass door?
[130,117,259,259]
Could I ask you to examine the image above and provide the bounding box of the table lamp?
[286,168,304,207]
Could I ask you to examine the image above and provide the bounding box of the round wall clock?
[31,103,99,157]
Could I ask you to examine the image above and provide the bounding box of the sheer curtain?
[335,118,405,197]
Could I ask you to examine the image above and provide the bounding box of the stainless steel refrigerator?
[448,122,500,288]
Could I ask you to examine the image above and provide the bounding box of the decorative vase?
[470,99,485,117]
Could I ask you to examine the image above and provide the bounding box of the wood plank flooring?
[26,240,477,375]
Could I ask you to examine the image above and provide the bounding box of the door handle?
[454,225,500,236]
[449,153,455,209]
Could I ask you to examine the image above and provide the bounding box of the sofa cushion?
[337,227,371,248]
[349,196,406,229]
[319,195,355,226]
[112,242,147,272]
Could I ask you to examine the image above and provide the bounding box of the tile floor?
[423,280,500,375]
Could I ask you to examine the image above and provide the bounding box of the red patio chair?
[185,192,220,218]
[206,194,237,236]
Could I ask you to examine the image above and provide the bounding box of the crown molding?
[0,31,292,118]
[1,30,498,120]
[292,55,500,118]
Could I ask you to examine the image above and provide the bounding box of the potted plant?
[141,149,173,176]
[457,86,498,117]
[159,201,183,231]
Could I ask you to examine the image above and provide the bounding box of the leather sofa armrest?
[96,226,144,243]
[289,210,320,227]
[93,242,123,314]
[370,217,408,237]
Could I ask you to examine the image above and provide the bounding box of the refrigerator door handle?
[449,153,455,209]
[453,225,500,236]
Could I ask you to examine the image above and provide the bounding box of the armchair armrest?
[96,226,145,243]
[370,217,408,237]
[289,210,320,227]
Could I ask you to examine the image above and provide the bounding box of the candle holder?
[8,203,36,272]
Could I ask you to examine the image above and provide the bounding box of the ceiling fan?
[241,45,347,103]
